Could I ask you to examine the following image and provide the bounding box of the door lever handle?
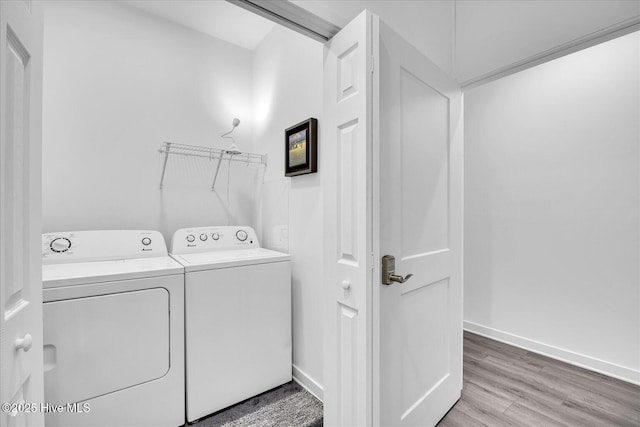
[381,255,413,285]
[388,273,413,284]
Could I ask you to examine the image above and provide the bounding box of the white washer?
[42,230,185,427]
[170,226,291,423]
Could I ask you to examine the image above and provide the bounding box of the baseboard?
[463,321,640,386]
[292,364,324,401]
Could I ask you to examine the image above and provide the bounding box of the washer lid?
[171,248,290,272]
[43,256,184,288]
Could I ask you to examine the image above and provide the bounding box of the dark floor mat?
[191,382,323,427]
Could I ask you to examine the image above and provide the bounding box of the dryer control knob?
[141,237,152,246]
[50,237,71,253]
[212,232,220,241]
[199,234,208,241]
[186,234,195,243]
[236,230,248,241]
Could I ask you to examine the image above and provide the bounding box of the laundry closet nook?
[39,0,325,425]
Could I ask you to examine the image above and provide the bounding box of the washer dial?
[236,230,248,242]
[211,232,220,241]
[141,237,152,246]
[199,234,208,241]
[50,237,71,253]
[186,234,195,243]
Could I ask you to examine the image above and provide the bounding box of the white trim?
[226,0,340,42]
[292,364,324,401]
[461,16,640,90]
[464,321,640,386]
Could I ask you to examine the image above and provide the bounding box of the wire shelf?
[158,142,267,189]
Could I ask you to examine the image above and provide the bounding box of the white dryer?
[170,226,291,423]
[41,230,185,427]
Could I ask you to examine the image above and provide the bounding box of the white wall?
[252,27,325,398]
[464,32,640,384]
[42,1,257,242]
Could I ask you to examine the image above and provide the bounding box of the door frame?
[370,13,382,427]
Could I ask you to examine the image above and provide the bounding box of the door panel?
[3,25,30,321]
[0,1,44,426]
[400,279,450,418]
[323,11,374,427]
[377,20,463,427]
[400,69,450,258]
[338,119,360,264]
[336,303,358,426]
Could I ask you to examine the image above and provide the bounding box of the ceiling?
[120,0,639,84]
[120,0,275,50]
[291,0,639,85]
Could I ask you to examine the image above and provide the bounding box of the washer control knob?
[186,234,195,243]
[236,230,248,242]
[199,234,208,241]
[141,237,152,246]
[50,237,71,253]
[212,232,220,241]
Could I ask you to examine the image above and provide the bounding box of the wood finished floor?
[438,332,640,427]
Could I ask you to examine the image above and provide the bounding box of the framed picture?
[285,118,317,177]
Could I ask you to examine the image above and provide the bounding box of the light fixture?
[221,118,241,154]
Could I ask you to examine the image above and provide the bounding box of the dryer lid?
[43,256,184,288]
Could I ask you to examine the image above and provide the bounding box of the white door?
[375,21,463,427]
[322,10,375,427]
[0,1,45,426]
[323,11,463,427]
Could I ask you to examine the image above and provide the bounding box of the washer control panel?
[42,230,168,264]
[171,226,259,255]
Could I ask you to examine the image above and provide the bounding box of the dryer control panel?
[42,230,168,265]
[171,226,259,255]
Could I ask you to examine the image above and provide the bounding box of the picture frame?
[285,118,317,177]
